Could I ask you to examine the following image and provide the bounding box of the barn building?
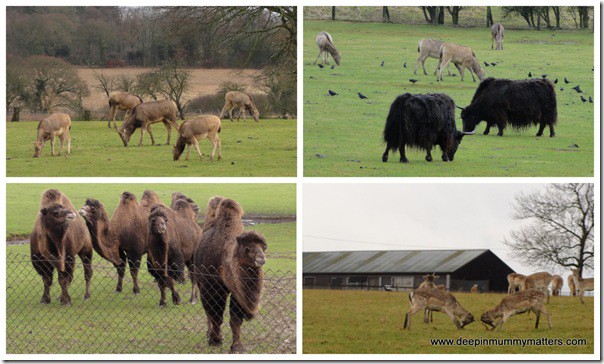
[303,249,514,293]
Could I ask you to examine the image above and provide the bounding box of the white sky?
[303,183,567,276]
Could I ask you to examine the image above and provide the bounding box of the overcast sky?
[303,183,558,275]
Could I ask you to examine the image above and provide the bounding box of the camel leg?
[80,250,93,300]
[167,277,181,305]
[58,258,76,306]
[157,279,168,307]
[128,255,142,295]
[33,256,54,304]
[202,290,228,346]
[229,296,247,353]
[188,265,198,304]
[115,250,127,292]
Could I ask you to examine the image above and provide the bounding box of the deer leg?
[164,122,172,145]
[147,124,156,145]
[65,131,71,155]
[57,135,64,156]
[209,135,220,161]
[185,144,191,161]
[50,136,56,156]
[229,108,234,121]
[192,140,203,161]
[313,50,322,65]
[404,305,424,330]
[139,126,147,146]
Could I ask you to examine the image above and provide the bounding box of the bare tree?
[446,6,462,25]
[382,7,391,23]
[486,6,494,27]
[92,70,115,97]
[504,184,594,276]
[157,57,191,120]
[135,71,162,101]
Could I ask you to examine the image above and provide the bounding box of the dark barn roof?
[303,249,504,274]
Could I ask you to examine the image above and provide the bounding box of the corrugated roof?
[303,249,490,274]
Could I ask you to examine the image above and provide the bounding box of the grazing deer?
[571,269,594,304]
[108,91,143,129]
[481,290,551,331]
[33,113,71,158]
[550,275,563,296]
[490,23,505,50]
[313,31,341,66]
[404,288,474,330]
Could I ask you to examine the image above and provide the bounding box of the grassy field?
[6,223,296,354]
[6,119,296,177]
[6,183,295,235]
[303,289,594,354]
[303,20,594,177]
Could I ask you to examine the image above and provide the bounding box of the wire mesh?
[6,253,296,354]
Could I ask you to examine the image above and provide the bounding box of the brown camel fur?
[194,198,267,353]
[30,190,93,305]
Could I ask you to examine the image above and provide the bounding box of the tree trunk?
[447,6,460,26]
[11,107,20,122]
[382,7,391,23]
[331,6,336,21]
[486,6,493,27]
[552,7,560,29]
[438,6,445,24]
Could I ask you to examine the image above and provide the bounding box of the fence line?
[6,253,296,354]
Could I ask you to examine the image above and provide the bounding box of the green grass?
[7,119,297,177]
[303,289,594,354]
[6,218,296,354]
[6,183,296,238]
[303,20,594,176]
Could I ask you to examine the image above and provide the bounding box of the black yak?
[382,93,465,163]
[460,77,557,137]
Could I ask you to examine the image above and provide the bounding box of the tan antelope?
[522,272,553,304]
[567,274,577,296]
[118,100,180,147]
[404,288,474,330]
[490,23,505,50]
[108,91,143,129]
[220,91,260,122]
[415,39,451,76]
[571,268,594,304]
[480,290,551,331]
[33,113,71,158]
[173,115,222,162]
[550,274,563,296]
[507,273,526,294]
[437,43,485,82]
[313,31,341,66]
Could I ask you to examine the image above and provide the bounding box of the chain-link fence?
[6,253,296,354]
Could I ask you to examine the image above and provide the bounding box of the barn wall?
[451,251,514,292]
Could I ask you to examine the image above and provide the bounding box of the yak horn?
[455,105,466,110]
[463,127,476,135]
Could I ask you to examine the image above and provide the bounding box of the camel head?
[236,231,267,269]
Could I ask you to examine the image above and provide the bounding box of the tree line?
[331,6,592,29]
[6,6,296,119]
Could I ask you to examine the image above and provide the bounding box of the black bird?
[589,96,593,103]
[490,62,497,66]
[580,96,587,102]
[358,92,368,99]
[331,65,335,70]
[380,60,384,67]
[484,61,489,67]
[564,77,570,84]
[528,72,532,77]
[409,79,418,84]
[318,64,324,68]
[554,79,558,84]
[560,87,564,91]
[403,62,407,68]
[572,85,583,93]
[328,90,338,96]
[541,74,547,79]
